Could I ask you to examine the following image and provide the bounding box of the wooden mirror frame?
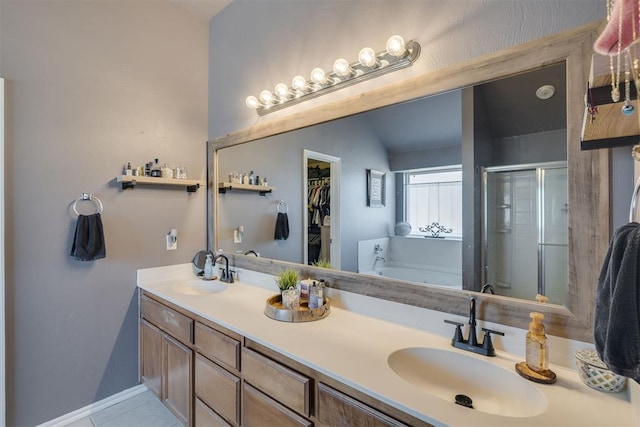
[208,22,608,342]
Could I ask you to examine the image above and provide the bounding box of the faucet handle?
[444,320,465,344]
[480,328,504,357]
[482,327,504,336]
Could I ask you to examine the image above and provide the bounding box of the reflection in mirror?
[304,150,341,269]
[209,23,608,342]
[216,62,568,303]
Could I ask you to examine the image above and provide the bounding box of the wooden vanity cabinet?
[139,290,430,427]
[139,293,194,426]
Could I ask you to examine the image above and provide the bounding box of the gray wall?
[217,114,395,273]
[1,1,208,425]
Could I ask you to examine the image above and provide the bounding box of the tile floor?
[63,390,180,427]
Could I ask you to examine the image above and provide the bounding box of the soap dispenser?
[526,312,548,372]
[516,311,557,383]
[203,253,214,280]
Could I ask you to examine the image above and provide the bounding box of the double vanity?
[137,263,634,427]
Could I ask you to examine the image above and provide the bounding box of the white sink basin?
[388,347,547,418]
[171,279,228,295]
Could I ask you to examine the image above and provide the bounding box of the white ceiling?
[168,0,232,21]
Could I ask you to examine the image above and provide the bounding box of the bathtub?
[360,266,462,289]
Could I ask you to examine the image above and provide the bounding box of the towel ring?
[277,200,288,214]
[73,193,103,216]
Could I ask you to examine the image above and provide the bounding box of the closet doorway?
[303,150,340,269]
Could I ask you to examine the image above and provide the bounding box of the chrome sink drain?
[455,394,473,409]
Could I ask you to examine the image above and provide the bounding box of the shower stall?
[482,162,567,305]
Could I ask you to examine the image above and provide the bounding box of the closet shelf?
[218,182,275,196]
[116,175,203,192]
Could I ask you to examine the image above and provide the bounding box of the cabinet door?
[163,334,193,427]
[140,319,163,399]
[195,354,240,426]
[317,383,408,427]
[242,383,312,427]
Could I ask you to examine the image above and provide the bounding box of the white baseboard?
[37,384,148,427]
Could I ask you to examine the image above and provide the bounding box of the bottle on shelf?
[151,159,162,177]
[249,171,255,185]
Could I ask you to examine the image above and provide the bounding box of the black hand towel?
[274,212,289,240]
[70,213,106,261]
[595,222,640,384]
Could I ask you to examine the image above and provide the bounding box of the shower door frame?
[481,161,567,299]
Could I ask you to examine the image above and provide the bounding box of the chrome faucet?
[213,254,234,283]
[444,297,503,357]
[373,256,386,270]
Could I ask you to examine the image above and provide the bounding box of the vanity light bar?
[245,35,421,116]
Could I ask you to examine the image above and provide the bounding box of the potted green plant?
[313,259,331,269]
[274,268,299,292]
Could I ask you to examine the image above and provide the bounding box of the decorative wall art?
[367,169,385,207]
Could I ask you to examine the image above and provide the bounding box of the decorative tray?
[264,294,331,322]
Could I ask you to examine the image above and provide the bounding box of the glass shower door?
[483,163,567,304]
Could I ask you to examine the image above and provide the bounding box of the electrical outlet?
[166,234,177,251]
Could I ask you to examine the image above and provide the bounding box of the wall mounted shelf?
[117,175,203,192]
[218,182,275,196]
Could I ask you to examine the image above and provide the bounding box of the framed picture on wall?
[367,169,385,207]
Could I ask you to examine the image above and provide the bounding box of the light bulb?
[259,90,273,104]
[358,47,378,68]
[310,67,328,85]
[333,58,353,77]
[292,75,308,91]
[245,95,259,109]
[386,35,406,57]
[274,83,289,99]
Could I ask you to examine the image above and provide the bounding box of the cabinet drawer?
[195,322,240,371]
[317,383,408,427]
[195,354,240,426]
[141,294,193,344]
[243,383,312,427]
[241,347,311,417]
[196,398,232,427]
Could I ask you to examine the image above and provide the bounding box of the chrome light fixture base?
[247,38,421,115]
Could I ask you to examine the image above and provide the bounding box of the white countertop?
[138,264,635,427]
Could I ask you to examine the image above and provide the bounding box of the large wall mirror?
[208,22,608,342]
